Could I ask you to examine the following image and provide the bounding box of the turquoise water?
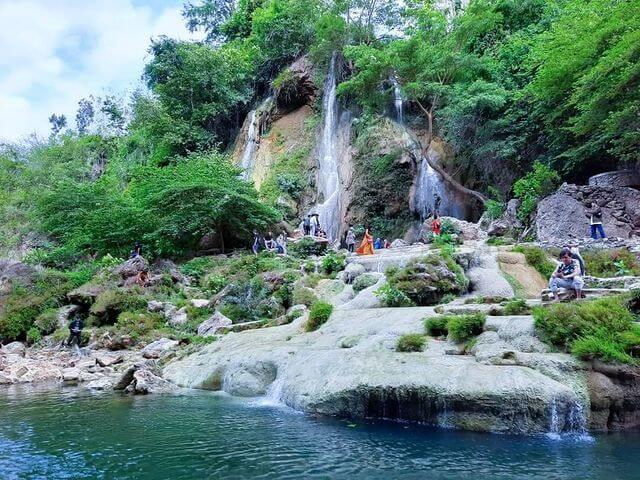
[1,387,639,480]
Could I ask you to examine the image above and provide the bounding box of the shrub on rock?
[90,288,148,324]
[353,273,379,293]
[425,316,449,337]
[396,334,426,352]
[502,298,530,315]
[446,313,486,342]
[374,283,415,307]
[534,295,639,363]
[305,301,333,332]
[292,287,318,307]
[386,255,467,306]
[321,251,346,274]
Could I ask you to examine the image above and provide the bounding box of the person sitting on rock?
[374,237,383,250]
[66,316,84,349]
[345,226,356,253]
[129,241,143,258]
[383,239,391,249]
[264,231,276,250]
[586,202,606,240]
[564,243,586,276]
[549,248,584,302]
[276,230,287,255]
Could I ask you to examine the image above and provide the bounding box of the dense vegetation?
[1,0,639,258]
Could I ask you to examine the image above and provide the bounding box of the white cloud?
[0,0,201,142]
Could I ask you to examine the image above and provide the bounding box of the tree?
[48,114,67,135]
[76,98,95,134]
[182,0,237,43]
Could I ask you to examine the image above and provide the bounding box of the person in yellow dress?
[356,228,374,255]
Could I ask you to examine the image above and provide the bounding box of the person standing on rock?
[303,215,311,236]
[431,213,442,236]
[252,230,262,255]
[276,230,287,255]
[345,226,356,253]
[356,228,374,255]
[586,202,606,239]
[549,248,584,302]
[66,315,84,350]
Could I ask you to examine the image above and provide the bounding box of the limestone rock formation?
[142,338,180,359]
[274,56,317,110]
[197,311,233,337]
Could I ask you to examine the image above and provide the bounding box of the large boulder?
[536,183,640,242]
[127,369,177,394]
[114,256,149,280]
[197,312,233,337]
[0,260,36,294]
[142,338,180,359]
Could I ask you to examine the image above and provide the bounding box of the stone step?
[541,287,629,302]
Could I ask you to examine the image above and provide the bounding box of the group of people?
[253,230,288,255]
[302,214,328,239]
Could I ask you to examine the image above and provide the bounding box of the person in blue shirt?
[374,238,383,250]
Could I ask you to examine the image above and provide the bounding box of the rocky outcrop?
[164,306,588,434]
[197,311,233,337]
[589,170,640,189]
[588,361,640,431]
[536,183,640,241]
[488,199,523,237]
[274,56,318,111]
[466,250,514,298]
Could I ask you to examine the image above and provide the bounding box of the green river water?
[1,386,639,480]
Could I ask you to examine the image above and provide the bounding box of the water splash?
[546,396,592,441]
[309,55,341,243]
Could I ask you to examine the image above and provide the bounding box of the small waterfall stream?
[309,55,342,242]
[547,396,591,439]
[391,79,470,221]
[239,97,272,181]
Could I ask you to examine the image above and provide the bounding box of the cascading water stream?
[391,78,467,220]
[309,55,341,243]
[239,97,272,181]
[546,396,591,440]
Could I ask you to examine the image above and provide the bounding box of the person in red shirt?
[431,213,442,236]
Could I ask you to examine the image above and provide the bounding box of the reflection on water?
[1,386,639,480]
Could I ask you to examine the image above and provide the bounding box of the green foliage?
[34,309,61,335]
[396,334,426,353]
[36,153,279,258]
[425,316,448,337]
[385,255,467,306]
[513,245,555,278]
[26,327,42,345]
[116,311,165,341]
[485,200,505,220]
[321,251,346,275]
[445,313,486,343]
[201,273,227,294]
[502,298,530,316]
[581,249,640,278]
[374,283,415,307]
[289,237,326,257]
[513,162,561,222]
[305,301,333,332]
[90,288,148,324]
[534,295,639,363]
[352,273,379,293]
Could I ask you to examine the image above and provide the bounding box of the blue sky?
[0,0,201,142]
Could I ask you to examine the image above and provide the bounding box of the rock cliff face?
[536,183,640,242]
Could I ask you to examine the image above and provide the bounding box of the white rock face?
[142,338,179,359]
[466,250,514,298]
[2,342,26,356]
[164,306,587,434]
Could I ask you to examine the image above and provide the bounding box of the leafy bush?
[513,162,560,222]
[502,298,530,315]
[201,273,227,294]
[440,219,461,236]
[180,257,217,279]
[385,255,467,306]
[425,316,448,336]
[513,245,555,278]
[353,273,379,293]
[485,199,505,220]
[26,327,42,345]
[34,308,61,335]
[291,287,318,307]
[289,237,327,257]
[321,251,346,274]
[374,283,415,307]
[396,334,426,352]
[581,249,640,278]
[90,288,148,324]
[305,301,333,332]
[534,296,639,363]
[446,313,486,342]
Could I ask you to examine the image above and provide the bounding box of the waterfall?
[546,396,591,439]
[391,77,404,124]
[310,55,341,243]
[239,97,272,181]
